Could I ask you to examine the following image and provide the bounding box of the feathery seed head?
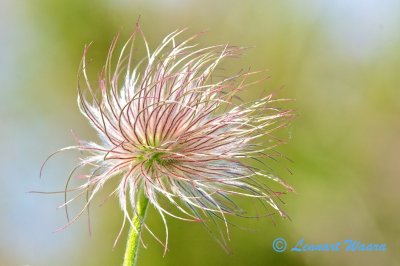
[48,24,294,251]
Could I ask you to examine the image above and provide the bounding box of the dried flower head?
[43,24,294,252]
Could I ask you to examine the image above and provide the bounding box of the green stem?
[123,188,149,266]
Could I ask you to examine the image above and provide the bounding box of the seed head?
[45,24,294,251]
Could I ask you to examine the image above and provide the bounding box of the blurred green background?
[1,0,399,265]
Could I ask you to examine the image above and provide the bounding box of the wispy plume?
[42,23,294,254]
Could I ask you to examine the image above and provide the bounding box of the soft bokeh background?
[1,0,399,265]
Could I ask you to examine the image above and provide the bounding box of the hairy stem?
[123,188,149,266]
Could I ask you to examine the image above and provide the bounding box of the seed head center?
[137,147,176,170]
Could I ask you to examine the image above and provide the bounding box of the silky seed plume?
[43,24,294,254]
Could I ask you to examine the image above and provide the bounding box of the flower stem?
[123,188,149,266]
